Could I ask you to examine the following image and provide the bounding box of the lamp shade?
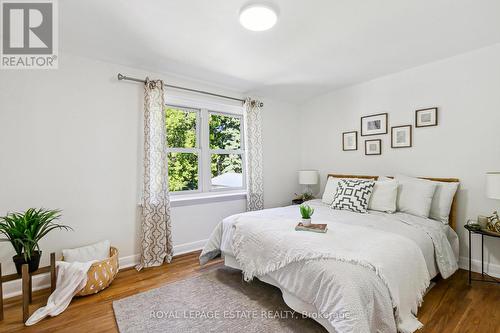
[298,170,318,185]
[486,172,500,200]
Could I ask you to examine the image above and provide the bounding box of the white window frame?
[203,110,246,193]
[165,95,246,196]
[165,104,202,195]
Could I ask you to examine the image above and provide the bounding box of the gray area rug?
[113,267,327,333]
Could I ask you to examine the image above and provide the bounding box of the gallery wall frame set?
[342,107,438,154]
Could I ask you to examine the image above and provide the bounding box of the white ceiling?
[61,0,500,103]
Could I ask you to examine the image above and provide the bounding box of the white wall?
[299,44,500,275]
[0,53,300,295]
[261,98,302,208]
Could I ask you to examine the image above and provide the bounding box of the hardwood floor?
[0,251,498,333]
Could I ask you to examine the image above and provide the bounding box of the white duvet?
[200,200,459,333]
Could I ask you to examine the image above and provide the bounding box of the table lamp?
[486,172,500,232]
[298,170,319,198]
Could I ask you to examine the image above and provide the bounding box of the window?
[209,113,244,190]
[166,104,245,194]
[166,106,200,192]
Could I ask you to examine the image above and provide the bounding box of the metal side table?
[465,224,500,284]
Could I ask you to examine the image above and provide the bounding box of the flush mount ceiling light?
[239,4,278,31]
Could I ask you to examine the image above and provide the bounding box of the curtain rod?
[117,73,263,107]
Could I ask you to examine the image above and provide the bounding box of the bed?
[200,174,460,333]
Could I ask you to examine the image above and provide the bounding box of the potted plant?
[0,208,72,275]
[293,192,315,205]
[299,204,314,226]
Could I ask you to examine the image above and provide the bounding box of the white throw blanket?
[391,212,458,278]
[25,261,93,326]
[231,216,430,333]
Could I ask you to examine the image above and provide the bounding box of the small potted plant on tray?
[0,208,72,275]
[299,204,314,226]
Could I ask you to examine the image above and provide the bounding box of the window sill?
[137,191,247,208]
[170,191,247,207]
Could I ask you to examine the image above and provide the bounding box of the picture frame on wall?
[365,139,382,155]
[342,131,358,151]
[391,125,412,148]
[415,107,438,127]
[361,113,388,136]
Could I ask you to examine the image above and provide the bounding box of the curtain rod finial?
[117,73,124,80]
[250,100,264,108]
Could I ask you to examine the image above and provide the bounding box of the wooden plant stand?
[0,253,56,323]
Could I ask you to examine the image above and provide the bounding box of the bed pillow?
[428,181,459,224]
[331,179,375,213]
[321,177,340,205]
[321,177,366,204]
[368,179,398,213]
[394,175,437,218]
[62,240,110,263]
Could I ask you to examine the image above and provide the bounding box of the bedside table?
[464,224,500,285]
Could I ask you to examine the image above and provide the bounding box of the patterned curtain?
[136,78,173,271]
[244,98,264,211]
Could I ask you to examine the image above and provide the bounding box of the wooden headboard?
[327,174,460,231]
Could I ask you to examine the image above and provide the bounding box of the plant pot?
[302,218,311,226]
[13,251,42,275]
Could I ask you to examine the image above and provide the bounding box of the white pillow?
[62,240,110,263]
[368,179,398,213]
[428,181,459,224]
[394,175,437,218]
[321,177,340,204]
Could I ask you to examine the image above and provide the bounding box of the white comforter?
[200,200,459,333]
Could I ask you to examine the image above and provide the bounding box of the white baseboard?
[1,239,208,300]
[173,239,207,256]
[2,275,52,300]
[458,256,500,278]
[118,254,140,269]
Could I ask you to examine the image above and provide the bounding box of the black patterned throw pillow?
[331,179,375,213]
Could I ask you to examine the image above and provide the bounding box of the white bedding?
[200,200,459,333]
